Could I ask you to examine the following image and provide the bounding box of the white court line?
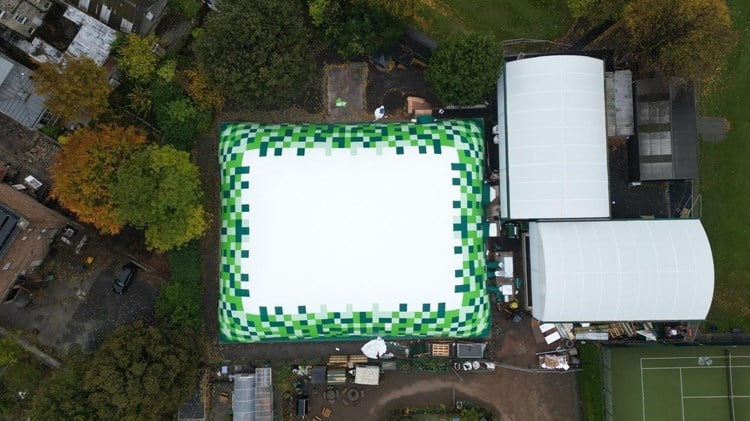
[729,353,736,421]
[680,368,685,421]
[641,357,646,421]
[640,357,750,421]
[642,365,750,370]
[683,396,750,399]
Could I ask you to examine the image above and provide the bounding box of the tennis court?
[603,345,750,421]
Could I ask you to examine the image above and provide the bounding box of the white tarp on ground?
[361,337,387,359]
[501,55,609,219]
[529,219,714,322]
[354,365,380,385]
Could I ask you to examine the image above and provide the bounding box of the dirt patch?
[325,63,369,121]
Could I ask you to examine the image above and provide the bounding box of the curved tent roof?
[529,219,714,322]
[501,55,609,219]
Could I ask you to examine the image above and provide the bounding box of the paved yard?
[0,231,163,355]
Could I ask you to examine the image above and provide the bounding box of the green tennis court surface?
[604,345,750,421]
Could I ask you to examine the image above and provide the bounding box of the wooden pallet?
[349,355,368,367]
[430,343,451,357]
[328,356,348,367]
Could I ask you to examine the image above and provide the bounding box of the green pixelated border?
[218,120,489,342]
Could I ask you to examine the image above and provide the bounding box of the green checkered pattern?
[218,120,489,342]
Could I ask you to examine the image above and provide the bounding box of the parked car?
[112,263,137,294]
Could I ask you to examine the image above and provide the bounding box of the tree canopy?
[83,322,200,420]
[117,33,159,84]
[33,57,112,123]
[50,124,146,235]
[622,0,737,83]
[567,0,628,25]
[308,0,411,59]
[30,324,201,420]
[425,33,503,106]
[111,145,208,251]
[194,0,314,108]
[28,356,93,421]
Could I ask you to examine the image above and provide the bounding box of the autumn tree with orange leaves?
[50,125,146,234]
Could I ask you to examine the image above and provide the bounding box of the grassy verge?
[415,0,571,41]
[700,0,750,331]
[578,343,603,421]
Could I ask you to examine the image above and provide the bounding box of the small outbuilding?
[354,365,380,386]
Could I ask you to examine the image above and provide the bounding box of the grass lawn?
[700,0,750,331]
[415,0,571,41]
[578,343,603,421]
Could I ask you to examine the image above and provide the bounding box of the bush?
[150,79,209,150]
[426,33,503,106]
[156,241,203,329]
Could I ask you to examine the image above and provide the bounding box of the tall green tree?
[308,0,412,59]
[117,33,159,84]
[194,0,314,108]
[111,145,208,251]
[426,33,503,106]
[83,322,201,420]
[622,0,737,83]
[33,57,112,123]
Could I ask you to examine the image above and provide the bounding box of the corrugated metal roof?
[633,78,698,181]
[232,369,273,421]
[233,374,255,421]
[63,6,116,66]
[0,54,46,129]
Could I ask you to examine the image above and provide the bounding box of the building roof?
[231,369,273,421]
[528,219,714,322]
[0,54,46,129]
[354,365,380,385]
[632,78,699,181]
[75,0,166,36]
[0,205,20,259]
[218,120,490,342]
[500,55,610,220]
[62,6,116,66]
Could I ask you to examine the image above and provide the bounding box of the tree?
[117,33,159,84]
[622,0,737,83]
[180,68,225,111]
[29,356,94,421]
[308,0,412,59]
[426,33,503,106]
[127,85,152,117]
[155,98,211,150]
[50,124,146,234]
[194,0,314,108]
[111,145,208,251]
[33,57,112,123]
[567,0,628,25]
[83,322,200,420]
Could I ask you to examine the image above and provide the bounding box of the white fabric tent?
[500,55,609,219]
[529,219,714,322]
